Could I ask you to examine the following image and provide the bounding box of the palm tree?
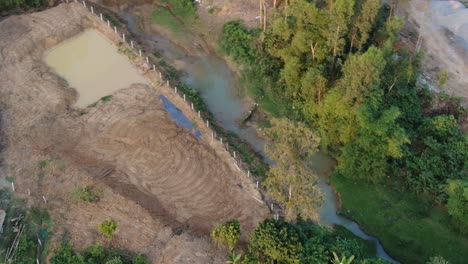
[332,252,355,264]
[226,251,242,264]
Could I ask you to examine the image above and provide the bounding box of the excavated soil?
[0,3,267,262]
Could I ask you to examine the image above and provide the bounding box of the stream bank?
[97,3,399,262]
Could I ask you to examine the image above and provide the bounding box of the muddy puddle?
[45,29,148,108]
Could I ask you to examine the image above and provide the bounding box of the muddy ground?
[0,3,267,262]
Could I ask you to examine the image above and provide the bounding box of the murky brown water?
[45,29,148,107]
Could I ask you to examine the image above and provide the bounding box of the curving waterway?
[122,12,398,263]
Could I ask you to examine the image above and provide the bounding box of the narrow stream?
[122,12,398,263]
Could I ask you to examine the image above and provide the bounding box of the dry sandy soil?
[405,0,468,106]
[0,3,267,262]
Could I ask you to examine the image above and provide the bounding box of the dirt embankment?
[404,0,468,106]
[0,3,267,262]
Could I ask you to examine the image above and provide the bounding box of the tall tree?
[263,118,323,221]
[325,0,355,57]
[318,46,387,150]
[348,0,380,52]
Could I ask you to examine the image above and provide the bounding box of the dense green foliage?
[0,189,51,263]
[50,243,148,264]
[220,0,467,262]
[210,219,241,250]
[446,180,468,233]
[221,21,254,64]
[0,0,47,12]
[243,219,389,264]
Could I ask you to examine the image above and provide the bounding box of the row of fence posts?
[57,0,280,220]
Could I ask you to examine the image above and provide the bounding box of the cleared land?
[0,3,267,262]
[406,0,468,106]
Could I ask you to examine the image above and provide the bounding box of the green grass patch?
[152,7,183,32]
[72,186,100,203]
[332,175,468,264]
[103,13,122,27]
[151,0,196,32]
[39,160,48,169]
[333,225,376,259]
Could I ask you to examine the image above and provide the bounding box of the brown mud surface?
[0,3,267,262]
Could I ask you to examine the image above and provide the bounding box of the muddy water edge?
[111,8,398,263]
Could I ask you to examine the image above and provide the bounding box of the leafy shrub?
[211,219,241,250]
[72,186,99,202]
[50,243,84,264]
[447,181,468,234]
[98,220,118,240]
[221,21,254,64]
[51,242,149,264]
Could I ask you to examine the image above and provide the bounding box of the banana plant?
[332,251,355,264]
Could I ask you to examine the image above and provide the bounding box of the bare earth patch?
[0,3,267,262]
[406,0,468,106]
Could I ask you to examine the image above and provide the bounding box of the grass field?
[151,0,196,32]
[332,175,468,264]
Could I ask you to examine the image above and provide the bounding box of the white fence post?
[198,110,200,118]
[91,6,94,13]
[248,170,250,177]
[146,57,149,63]
[256,181,259,188]
[107,20,110,28]
[183,94,186,101]
[234,151,236,159]
[139,49,142,57]
[100,13,103,21]
[42,196,47,204]
[153,65,156,71]
[11,182,14,192]
[114,26,117,33]
[220,138,223,144]
[206,120,209,128]
[159,71,162,79]
[82,1,86,8]
[130,40,134,48]
[122,34,125,42]
[211,132,214,143]
[174,87,177,94]
[191,103,194,110]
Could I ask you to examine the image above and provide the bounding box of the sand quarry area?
[407,0,468,106]
[0,3,267,262]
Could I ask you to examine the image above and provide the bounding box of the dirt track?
[0,3,267,262]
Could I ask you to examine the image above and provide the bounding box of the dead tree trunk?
[259,0,263,28]
[263,0,267,32]
[310,42,318,60]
